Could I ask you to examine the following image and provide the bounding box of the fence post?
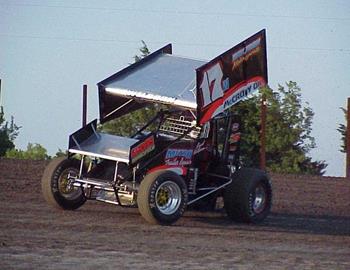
[82,84,87,127]
[260,94,267,171]
[0,79,2,107]
[346,97,350,178]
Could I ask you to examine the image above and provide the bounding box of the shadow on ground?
[186,211,350,236]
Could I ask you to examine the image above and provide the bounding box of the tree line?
[0,106,65,160]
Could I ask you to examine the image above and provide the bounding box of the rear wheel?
[137,170,188,225]
[224,168,272,223]
[41,157,86,210]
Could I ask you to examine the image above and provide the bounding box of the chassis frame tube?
[187,173,232,205]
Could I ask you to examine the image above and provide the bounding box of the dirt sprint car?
[42,30,272,225]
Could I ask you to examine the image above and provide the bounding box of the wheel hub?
[155,181,182,215]
[58,168,80,198]
[157,188,169,207]
[252,184,267,214]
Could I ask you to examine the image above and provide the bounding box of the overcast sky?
[1,0,349,176]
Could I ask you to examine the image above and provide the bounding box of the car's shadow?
[184,211,350,236]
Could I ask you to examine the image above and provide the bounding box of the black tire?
[41,157,86,210]
[224,168,272,223]
[137,170,188,225]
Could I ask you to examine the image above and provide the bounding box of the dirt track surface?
[1,159,350,269]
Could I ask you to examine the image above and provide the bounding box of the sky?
[0,0,349,176]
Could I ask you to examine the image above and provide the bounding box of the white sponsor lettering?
[193,141,206,155]
[223,81,261,110]
[165,149,193,166]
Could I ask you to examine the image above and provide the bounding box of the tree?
[101,41,160,136]
[337,107,347,153]
[235,82,327,175]
[133,40,150,63]
[54,148,68,158]
[5,143,50,160]
[0,106,20,156]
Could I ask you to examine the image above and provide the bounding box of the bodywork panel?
[68,120,138,162]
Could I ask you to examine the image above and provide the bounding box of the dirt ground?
[0,159,349,269]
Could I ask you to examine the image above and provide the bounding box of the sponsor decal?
[231,38,262,66]
[165,149,193,166]
[199,76,265,124]
[130,135,155,163]
[223,80,263,110]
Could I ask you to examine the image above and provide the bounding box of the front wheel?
[41,157,86,210]
[137,170,188,225]
[224,168,272,223]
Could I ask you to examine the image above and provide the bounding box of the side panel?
[196,29,268,124]
[68,119,97,150]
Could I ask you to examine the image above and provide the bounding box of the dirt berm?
[0,159,349,269]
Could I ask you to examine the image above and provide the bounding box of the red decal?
[130,135,155,163]
[148,165,187,176]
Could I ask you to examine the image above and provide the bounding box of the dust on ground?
[0,159,349,269]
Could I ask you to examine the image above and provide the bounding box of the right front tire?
[41,157,86,210]
[137,170,188,225]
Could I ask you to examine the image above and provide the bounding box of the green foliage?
[337,107,347,153]
[133,40,150,63]
[0,106,20,156]
[1,107,53,160]
[54,148,68,158]
[5,143,50,160]
[236,81,327,175]
[102,104,160,136]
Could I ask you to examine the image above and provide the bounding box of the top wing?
[196,29,268,124]
[98,44,205,123]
